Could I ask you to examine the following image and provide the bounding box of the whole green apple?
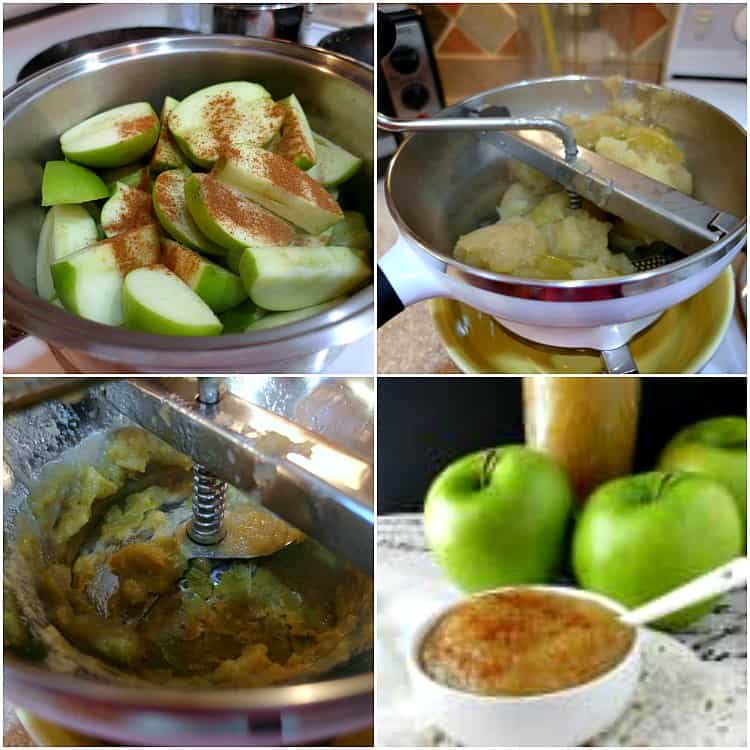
[657,416,746,540]
[573,471,742,629]
[424,445,573,592]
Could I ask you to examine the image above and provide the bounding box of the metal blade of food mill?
[101,378,374,574]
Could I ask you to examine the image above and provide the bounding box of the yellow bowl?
[432,268,735,374]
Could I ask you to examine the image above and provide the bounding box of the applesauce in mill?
[523,377,641,501]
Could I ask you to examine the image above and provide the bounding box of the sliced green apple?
[101,163,151,193]
[60,102,160,168]
[101,182,153,238]
[238,245,372,311]
[161,238,247,313]
[51,223,161,325]
[35,209,56,300]
[168,82,283,168]
[184,172,296,253]
[37,205,99,299]
[275,94,316,169]
[329,211,372,252]
[306,132,362,187]
[240,298,344,332]
[294,227,335,247]
[150,96,186,172]
[219,299,266,332]
[153,169,225,256]
[213,146,344,235]
[41,161,109,206]
[122,265,223,336]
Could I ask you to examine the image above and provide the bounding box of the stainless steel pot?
[4,36,374,373]
[379,76,746,356]
[4,376,374,746]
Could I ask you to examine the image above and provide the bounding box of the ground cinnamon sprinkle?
[106,186,154,236]
[198,173,295,244]
[162,239,202,282]
[191,94,284,162]
[136,168,151,192]
[277,105,313,165]
[117,114,157,139]
[227,148,341,216]
[154,171,181,222]
[111,223,161,275]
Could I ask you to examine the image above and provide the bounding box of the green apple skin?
[424,446,573,592]
[41,161,109,206]
[220,300,266,332]
[573,471,743,629]
[122,268,223,336]
[60,103,160,168]
[657,416,746,539]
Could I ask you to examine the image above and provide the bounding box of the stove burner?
[17,27,195,83]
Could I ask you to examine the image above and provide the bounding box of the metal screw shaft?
[187,377,227,546]
[188,464,227,545]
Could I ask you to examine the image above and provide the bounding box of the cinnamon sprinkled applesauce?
[420,589,634,696]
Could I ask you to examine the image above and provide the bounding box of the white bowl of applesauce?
[408,585,640,747]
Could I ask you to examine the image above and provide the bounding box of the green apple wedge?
[37,204,99,299]
[238,245,371,311]
[306,132,362,187]
[275,94,316,169]
[150,96,186,172]
[424,446,573,592]
[657,416,747,540]
[161,238,246,313]
[168,82,283,168]
[153,169,225,256]
[41,161,109,206]
[183,173,296,253]
[101,163,151,193]
[101,182,154,238]
[573,471,743,629]
[51,223,161,325]
[213,146,344,235]
[60,102,160,168]
[329,211,372,252]
[219,300,266,332]
[238,298,344,331]
[122,265,223,336]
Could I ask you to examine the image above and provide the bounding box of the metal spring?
[566,188,582,210]
[188,464,227,545]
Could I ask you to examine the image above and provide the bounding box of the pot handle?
[377,237,448,327]
[377,267,405,327]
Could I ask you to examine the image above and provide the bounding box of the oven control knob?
[734,6,746,43]
[401,82,430,111]
[389,45,420,75]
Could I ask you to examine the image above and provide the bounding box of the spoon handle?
[621,557,747,627]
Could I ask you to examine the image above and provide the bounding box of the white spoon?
[620,556,747,627]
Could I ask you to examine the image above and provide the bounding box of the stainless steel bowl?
[4,377,374,746]
[4,36,374,373]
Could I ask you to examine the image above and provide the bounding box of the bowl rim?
[3,34,374,358]
[408,583,641,704]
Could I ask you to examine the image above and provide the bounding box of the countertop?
[377,514,747,747]
[376,180,747,374]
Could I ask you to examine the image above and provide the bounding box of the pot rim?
[3,35,374,360]
[4,652,373,708]
[385,74,747,297]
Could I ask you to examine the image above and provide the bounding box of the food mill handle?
[620,557,748,627]
[376,112,579,163]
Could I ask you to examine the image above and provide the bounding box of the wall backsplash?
[417,3,677,104]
